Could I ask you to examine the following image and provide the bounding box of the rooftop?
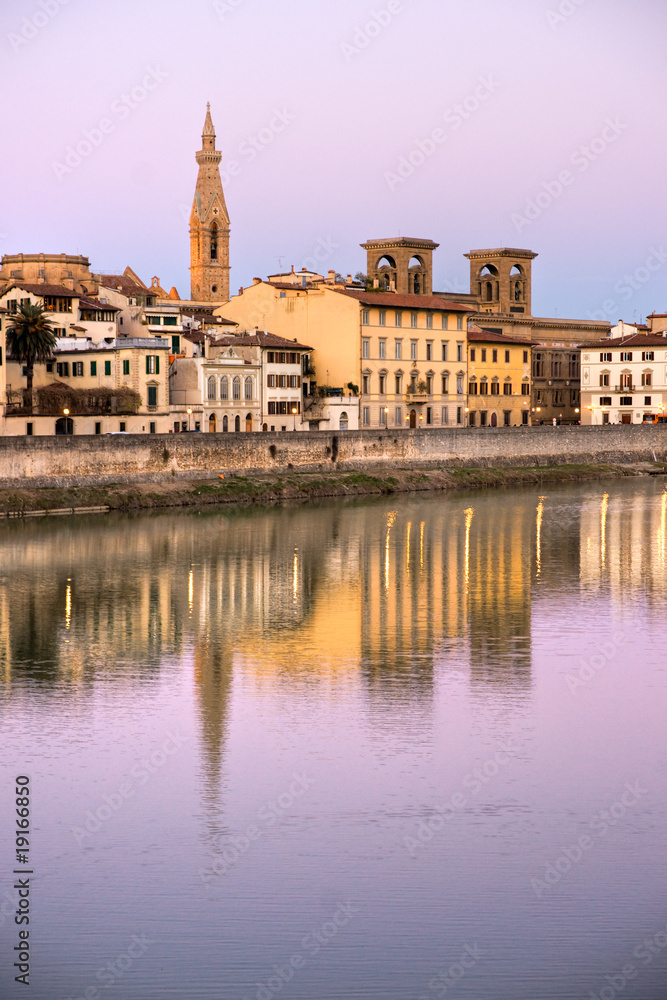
[336,289,471,312]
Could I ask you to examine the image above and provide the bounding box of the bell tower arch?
[465,248,537,315]
[361,237,439,295]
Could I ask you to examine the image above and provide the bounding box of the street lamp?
[383,406,388,428]
[187,407,192,432]
[291,406,298,431]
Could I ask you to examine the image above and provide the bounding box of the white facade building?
[580,333,667,424]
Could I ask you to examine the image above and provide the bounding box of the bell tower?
[190,104,230,302]
[465,248,537,316]
[361,237,439,295]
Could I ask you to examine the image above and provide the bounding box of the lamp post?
[291,406,298,431]
[383,406,388,428]
[187,407,192,432]
[465,406,469,428]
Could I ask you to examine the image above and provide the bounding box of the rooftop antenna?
[277,257,284,271]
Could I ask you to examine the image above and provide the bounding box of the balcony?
[614,385,635,393]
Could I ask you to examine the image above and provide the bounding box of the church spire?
[189,104,230,303]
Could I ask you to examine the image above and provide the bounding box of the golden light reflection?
[188,568,194,613]
[420,522,425,571]
[293,551,299,602]
[600,493,609,567]
[406,522,412,573]
[659,488,667,566]
[536,498,546,578]
[65,579,72,630]
[385,511,397,592]
[464,507,474,590]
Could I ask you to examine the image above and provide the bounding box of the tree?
[6,303,57,396]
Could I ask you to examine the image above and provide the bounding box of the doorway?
[209,413,217,433]
[409,409,417,429]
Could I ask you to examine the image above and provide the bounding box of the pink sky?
[1,0,665,322]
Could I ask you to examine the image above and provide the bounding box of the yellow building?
[466,326,532,427]
[218,275,472,430]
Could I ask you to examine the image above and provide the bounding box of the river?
[1,479,666,1000]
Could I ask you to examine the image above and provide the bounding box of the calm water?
[1,480,667,1000]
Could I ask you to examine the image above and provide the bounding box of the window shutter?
[155,355,160,375]
[146,356,150,375]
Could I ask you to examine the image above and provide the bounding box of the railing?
[614,385,635,393]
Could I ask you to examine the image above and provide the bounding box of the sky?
[1,0,666,323]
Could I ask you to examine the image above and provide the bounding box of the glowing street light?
[291,406,298,431]
[187,407,192,432]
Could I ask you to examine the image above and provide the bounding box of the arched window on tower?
[486,282,493,302]
[515,281,522,302]
[210,221,218,261]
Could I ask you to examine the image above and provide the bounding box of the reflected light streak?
[420,522,425,571]
[659,488,667,566]
[385,511,397,592]
[65,580,72,630]
[406,522,412,573]
[601,493,609,567]
[293,552,299,602]
[536,497,546,578]
[464,507,474,590]
[188,568,194,613]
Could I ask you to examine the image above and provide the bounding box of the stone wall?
[1,426,666,488]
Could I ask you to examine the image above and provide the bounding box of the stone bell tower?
[361,237,439,295]
[465,248,537,316]
[190,104,230,302]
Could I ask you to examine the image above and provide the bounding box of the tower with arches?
[190,104,230,303]
[465,248,537,316]
[361,237,439,295]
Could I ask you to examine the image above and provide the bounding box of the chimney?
[238,286,244,295]
[347,274,352,284]
[253,277,262,285]
[328,270,335,282]
[290,265,294,274]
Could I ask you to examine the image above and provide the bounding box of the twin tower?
[190,106,536,316]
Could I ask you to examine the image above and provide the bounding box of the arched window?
[232,376,241,400]
[207,376,216,400]
[245,413,253,432]
[210,221,218,261]
[220,376,228,400]
[234,415,240,432]
[222,415,228,432]
[485,282,493,302]
[340,412,348,431]
[209,413,217,432]
[515,281,522,302]
[244,376,253,401]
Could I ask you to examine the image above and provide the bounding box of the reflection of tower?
[465,248,537,316]
[190,104,230,302]
[193,637,233,844]
[361,237,439,294]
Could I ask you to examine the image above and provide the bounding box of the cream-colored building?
[0,306,7,435]
[580,331,667,424]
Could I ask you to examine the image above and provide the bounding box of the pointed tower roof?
[202,102,215,140]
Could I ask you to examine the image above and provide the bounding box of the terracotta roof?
[192,314,238,326]
[2,282,77,297]
[335,289,471,312]
[468,326,534,346]
[580,333,667,349]
[213,331,313,351]
[99,275,150,297]
[265,281,321,290]
[79,295,120,312]
[183,331,207,343]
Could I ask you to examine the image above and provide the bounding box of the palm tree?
[6,303,58,403]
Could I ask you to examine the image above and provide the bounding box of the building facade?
[467,327,532,427]
[580,332,667,424]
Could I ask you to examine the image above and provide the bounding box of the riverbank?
[1,462,665,517]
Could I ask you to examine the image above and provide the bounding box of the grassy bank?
[1,462,666,518]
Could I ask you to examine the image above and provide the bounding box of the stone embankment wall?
[1,426,666,488]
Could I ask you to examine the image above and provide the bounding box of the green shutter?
[90,361,97,376]
[146,356,150,375]
[104,360,111,376]
[155,355,159,375]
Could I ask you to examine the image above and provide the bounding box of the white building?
[580,332,667,424]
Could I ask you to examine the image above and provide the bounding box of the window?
[148,386,158,407]
[395,374,402,394]
[523,351,529,364]
[411,341,417,361]
[642,372,653,387]
[551,358,562,378]
[426,342,432,361]
[600,352,612,363]
[267,374,275,388]
[233,376,241,400]
[505,350,510,363]
[426,374,433,394]
[207,376,216,400]
[442,342,448,361]
[362,309,369,325]
[426,406,432,425]
[600,396,612,406]
[379,407,386,426]
[522,411,529,425]
[90,361,97,376]
[491,381,500,396]
[533,353,544,378]
[26,423,33,436]
[620,396,633,406]
[442,406,448,424]
[119,422,126,432]
[457,316,463,331]
[95,422,101,435]
[220,376,228,399]
[289,375,300,388]
[442,315,449,330]
[362,374,370,394]
[503,383,512,395]
[645,396,652,406]
[600,372,610,387]
[621,373,632,389]
[457,344,463,362]
[363,406,370,426]
[104,360,111,376]
[46,361,53,372]
[522,382,530,396]
[395,312,402,327]
[642,351,655,361]
[245,377,253,400]
[553,390,564,405]
[123,359,130,375]
[395,340,402,360]
[163,317,177,327]
[620,352,633,362]
[72,361,83,377]
[411,313,418,328]
[470,349,476,362]
[150,422,156,434]
[379,374,386,394]
[56,362,69,376]
[379,310,386,327]
[441,373,449,394]
[395,406,402,425]
[479,379,488,396]
[266,352,275,363]
[146,316,161,325]
[171,335,181,353]
[379,340,386,359]
[504,411,511,427]
[569,353,579,378]
[481,349,487,363]
[146,355,160,374]
[492,349,498,363]
[426,314,433,330]
[456,375,463,394]
[480,411,488,427]
[468,381,478,395]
